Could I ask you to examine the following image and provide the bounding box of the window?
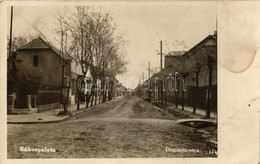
[33,55,38,67]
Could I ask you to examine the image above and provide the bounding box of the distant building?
[164,51,186,68]
[146,33,217,111]
[164,34,217,87]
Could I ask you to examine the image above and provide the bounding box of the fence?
[187,85,217,111]
[37,90,61,112]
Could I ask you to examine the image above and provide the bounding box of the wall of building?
[17,49,71,88]
[164,56,182,69]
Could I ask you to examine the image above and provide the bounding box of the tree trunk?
[90,80,95,107]
[61,65,68,112]
[164,81,167,105]
[108,81,111,101]
[85,92,90,108]
[77,92,80,110]
[77,74,85,110]
[160,80,163,104]
[149,83,151,102]
[94,80,97,105]
[102,78,106,103]
[181,88,185,111]
[98,91,101,104]
[108,80,114,101]
[104,91,107,102]
[206,56,213,118]
[65,86,70,111]
[181,77,187,111]
[86,89,94,108]
[90,92,94,107]
[193,72,199,114]
[175,80,179,109]
[76,83,80,110]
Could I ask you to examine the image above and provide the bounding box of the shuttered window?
[33,55,38,67]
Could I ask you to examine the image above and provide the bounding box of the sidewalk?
[8,96,124,124]
[152,101,217,120]
[8,103,88,124]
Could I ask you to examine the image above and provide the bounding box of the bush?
[16,68,43,95]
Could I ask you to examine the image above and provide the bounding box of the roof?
[17,37,62,57]
[18,37,50,50]
[165,51,186,57]
[182,34,217,58]
[149,33,217,79]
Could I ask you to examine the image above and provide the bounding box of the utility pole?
[8,6,14,79]
[9,6,13,59]
[160,40,162,70]
[160,40,163,104]
[142,72,144,98]
[148,62,151,101]
[7,6,14,113]
[148,62,150,79]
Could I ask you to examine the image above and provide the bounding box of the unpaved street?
[8,95,217,158]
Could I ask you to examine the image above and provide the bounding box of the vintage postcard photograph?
[5,2,218,159]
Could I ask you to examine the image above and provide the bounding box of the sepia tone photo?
[6,3,218,158]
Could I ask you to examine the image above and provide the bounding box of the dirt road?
[8,95,217,158]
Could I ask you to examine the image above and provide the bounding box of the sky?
[9,2,217,89]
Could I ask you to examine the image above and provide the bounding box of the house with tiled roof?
[15,37,84,111]
[17,37,72,88]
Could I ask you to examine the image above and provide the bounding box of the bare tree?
[65,6,128,108]
[31,13,78,114]
[55,14,78,114]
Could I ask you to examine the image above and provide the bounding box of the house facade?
[17,38,71,89]
[15,37,83,111]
